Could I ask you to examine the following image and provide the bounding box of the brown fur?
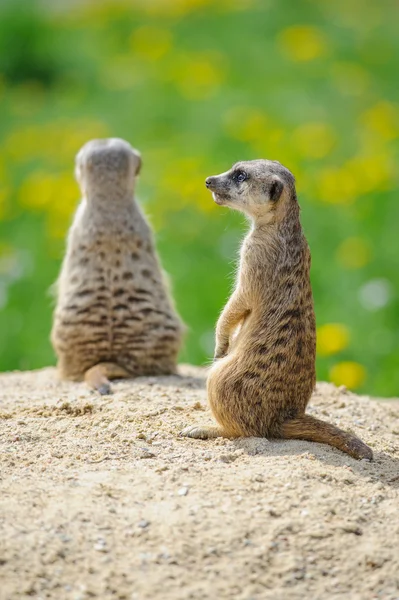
[181,159,372,460]
[51,138,184,393]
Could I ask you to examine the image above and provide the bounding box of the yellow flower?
[278,25,328,62]
[359,101,399,141]
[336,237,371,269]
[329,362,366,390]
[4,126,39,163]
[19,172,56,211]
[345,153,394,194]
[316,149,395,204]
[19,171,79,239]
[160,157,212,213]
[131,26,173,61]
[291,122,336,159]
[317,166,358,204]
[166,52,224,100]
[142,0,255,16]
[317,323,349,357]
[0,153,9,219]
[4,120,109,165]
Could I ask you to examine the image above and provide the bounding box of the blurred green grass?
[0,0,398,396]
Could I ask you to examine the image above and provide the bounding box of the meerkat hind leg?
[180,424,227,440]
[84,362,132,395]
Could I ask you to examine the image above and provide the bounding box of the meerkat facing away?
[51,138,184,394]
[181,159,372,460]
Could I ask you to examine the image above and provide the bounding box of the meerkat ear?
[269,178,284,202]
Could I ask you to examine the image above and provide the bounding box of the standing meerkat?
[182,159,372,460]
[51,138,184,394]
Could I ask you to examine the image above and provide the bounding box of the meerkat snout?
[205,176,215,188]
[75,138,141,195]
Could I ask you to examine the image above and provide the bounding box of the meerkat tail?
[84,362,132,395]
[280,414,373,460]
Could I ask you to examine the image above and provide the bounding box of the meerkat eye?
[235,171,247,184]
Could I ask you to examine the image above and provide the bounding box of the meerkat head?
[205,159,296,222]
[75,138,142,196]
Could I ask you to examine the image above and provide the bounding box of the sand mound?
[0,366,398,599]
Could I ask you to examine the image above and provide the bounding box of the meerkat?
[181,159,372,460]
[51,138,184,394]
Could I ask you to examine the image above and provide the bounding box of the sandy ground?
[0,366,398,600]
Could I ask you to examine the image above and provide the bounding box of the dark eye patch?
[233,170,248,184]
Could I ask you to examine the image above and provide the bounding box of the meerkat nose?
[205,177,214,188]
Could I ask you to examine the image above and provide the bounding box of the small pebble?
[94,539,108,552]
[138,519,150,529]
[219,453,238,463]
[178,487,189,496]
[139,449,155,459]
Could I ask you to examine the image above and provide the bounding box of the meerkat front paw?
[180,425,209,439]
[180,425,223,439]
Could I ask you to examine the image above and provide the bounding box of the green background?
[0,0,398,396]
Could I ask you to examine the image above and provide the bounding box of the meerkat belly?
[208,305,316,436]
[247,306,315,401]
